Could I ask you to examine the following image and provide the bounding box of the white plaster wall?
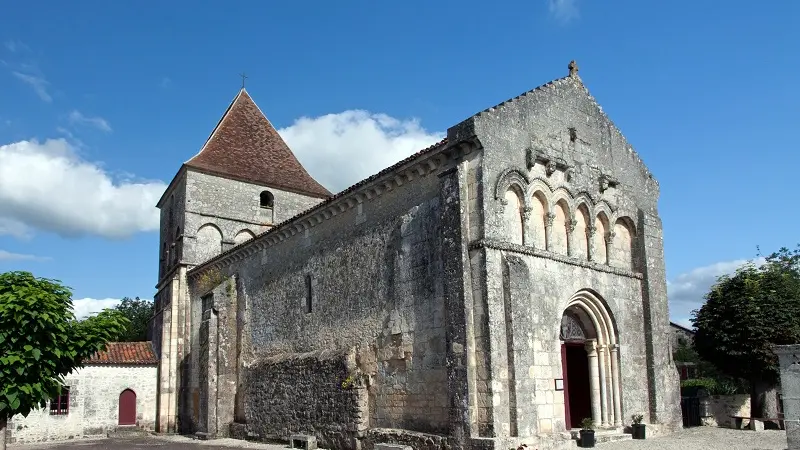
[8,364,157,443]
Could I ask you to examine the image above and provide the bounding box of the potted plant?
[631,414,645,439]
[579,417,595,448]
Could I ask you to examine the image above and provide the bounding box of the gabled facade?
[154,62,682,450]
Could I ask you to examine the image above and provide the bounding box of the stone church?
[151,61,682,450]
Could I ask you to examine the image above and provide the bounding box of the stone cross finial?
[568,60,579,77]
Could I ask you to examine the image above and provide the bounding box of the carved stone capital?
[567,219,578,233]
[545,212,556,227]
[587,225,597,237]
[522,207,533,221]
[605,231,616,245]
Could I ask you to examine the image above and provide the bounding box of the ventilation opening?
[260,190,274,209]
[568,127,577,143]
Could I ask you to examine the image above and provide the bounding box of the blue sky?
[0,1,797,325]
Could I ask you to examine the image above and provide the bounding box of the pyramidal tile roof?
[86,341,158,365]
[185,89,332,199]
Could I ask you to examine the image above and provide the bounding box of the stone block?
[375,444,413,450]
[290,434,318,450]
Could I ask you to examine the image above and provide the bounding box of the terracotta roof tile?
[185,89,331,199]
[86,341,158,365]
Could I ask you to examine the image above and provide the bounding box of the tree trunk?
[751,380,779,419]
[1,415,7,450]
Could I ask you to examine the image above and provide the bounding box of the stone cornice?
[469,238,643,280]
[188,137,482,280]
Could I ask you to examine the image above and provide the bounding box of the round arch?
[560,290,622,429]
[118,388,137,426]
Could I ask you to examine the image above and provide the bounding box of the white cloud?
[667,257,766,328]
[71,297,121,319]
[12,71,52,102]
[68,110,112,133]
[548,0,579,23]
[0,250,51,261]
[4,40,29,53]
[278,110,444,193]
[0,139,166,239]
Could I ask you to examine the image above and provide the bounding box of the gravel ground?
[7,427,790,450]
[598,427,788,450]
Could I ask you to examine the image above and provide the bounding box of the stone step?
[107,426,151,439]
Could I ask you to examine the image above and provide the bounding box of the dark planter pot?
[632,423,646,439]
[579,429,596,447]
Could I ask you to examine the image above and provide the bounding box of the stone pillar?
[775,345,800,450]
[586,226,596,262]
[545,212,556,251]
[604,232,616,267]
[586,340,602,426]
[566,219,577,257]
[610,345,623,427]
[522,207,534,247]
[598,345,610,427]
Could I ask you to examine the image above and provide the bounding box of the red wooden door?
[118,389,137,425]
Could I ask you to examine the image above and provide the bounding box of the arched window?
[260,191,274,209]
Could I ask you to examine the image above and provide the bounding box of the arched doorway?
[118,389,137,426]
[559,291,622,429]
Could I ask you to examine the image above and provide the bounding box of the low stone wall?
[240,349,366,450]
[362,428,450,450]
[699,394,750,427]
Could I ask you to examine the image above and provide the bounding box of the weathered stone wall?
[240,350,365,449]
[8,364,157,444]
[448,72,682,439]
[186,157,458,444]
[183,170,325,265]
[776,344,800,450]
[698,394,750,427]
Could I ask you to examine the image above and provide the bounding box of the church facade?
[151,62,682,450]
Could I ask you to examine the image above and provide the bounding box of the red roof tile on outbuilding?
[86,341,158,365]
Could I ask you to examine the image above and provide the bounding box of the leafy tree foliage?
[0,271,129,449]
[691,245,800,416]
[113,297,154,342]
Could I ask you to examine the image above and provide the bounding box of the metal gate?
[681,396,701,427]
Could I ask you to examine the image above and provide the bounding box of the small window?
[50,388,70,415]
[305,274,313,313]
[260,191,274,209]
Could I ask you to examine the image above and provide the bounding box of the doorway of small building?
[118,389,137,426]
[562,342,592,429]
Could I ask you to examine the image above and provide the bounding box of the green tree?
[0,271,129,450]
[113,297,154,342]
[691,245,800,418]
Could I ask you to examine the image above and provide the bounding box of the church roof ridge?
[187,137,452,277]
[184,88,332,198]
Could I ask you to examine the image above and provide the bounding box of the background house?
[6,342,158,444]
[671,322,698,380]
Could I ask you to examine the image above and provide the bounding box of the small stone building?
[152,61,682,450]
[7,342,158,444]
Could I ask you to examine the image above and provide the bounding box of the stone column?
[775,345,800,450]
[586,340,602,426]
[522,207,533,247]
[545,212,556,251]
[610,345,623,427]
[587,226,596,262]
[604,232,616,267]
[598,345,610,427]
[566,219,577,257]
